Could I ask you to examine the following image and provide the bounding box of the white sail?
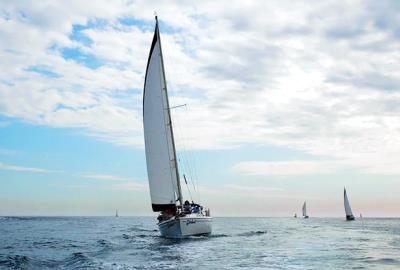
[344,188,354,217]
[302,201,307,217]
[143,18,182,212]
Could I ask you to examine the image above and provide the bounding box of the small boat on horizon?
[142,16,212,238]
[302,201,309,219]
[344,187,355,221]
[115,209,119,218]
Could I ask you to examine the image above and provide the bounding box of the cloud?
[0,162,58,173]
[233,160,340,176]
[111,181,148,191]
[82,172,148,190]
[0,148,19,156]
[223,184,285,193]
[0,1,400,175]
[82,173,134,181]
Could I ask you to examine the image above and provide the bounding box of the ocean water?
[0,217,399,269]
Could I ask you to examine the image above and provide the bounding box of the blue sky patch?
[26,65,61,78]
[61,47,103,69]
[119,17,149,30]
[70,25,93,47]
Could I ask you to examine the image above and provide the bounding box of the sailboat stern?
[158,215,212,238]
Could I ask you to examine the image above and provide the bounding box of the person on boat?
[184,200,191,214]
[192,205,200,214]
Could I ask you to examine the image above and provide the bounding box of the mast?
[155,16,183,207]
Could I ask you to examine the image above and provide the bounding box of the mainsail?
[143,17,183,212]
[344,188,354,220]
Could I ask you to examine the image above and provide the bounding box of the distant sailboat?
[143,16,212,238]
[344,187,355,221]
[294,213,297,218]
[115,209,119,218]
[302,201,309,219]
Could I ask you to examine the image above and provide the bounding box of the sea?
[0,217,399,269]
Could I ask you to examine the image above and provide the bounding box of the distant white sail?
[344,188,355,220]
[302,201,308,217]
[143,19,182,212]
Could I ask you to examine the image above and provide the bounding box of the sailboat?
[143,16,212,238]
[115,209,119,218]
[344,187,355,221]
[302,201,309,219]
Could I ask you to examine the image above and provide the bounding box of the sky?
[0,0,400,217]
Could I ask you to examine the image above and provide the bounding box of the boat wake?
[237,230,267,237]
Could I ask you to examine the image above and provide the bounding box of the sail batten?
[143,18,182,212]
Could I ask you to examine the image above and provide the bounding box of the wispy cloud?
[224,184,285,193]
[82,173,148,191]
[0,148,20,156]
[233,160,339,176]
[196,182,324,200]
[0,162,59,173]
[82,174,134,181]
[111,181,148,191]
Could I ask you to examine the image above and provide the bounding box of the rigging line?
[169,104,187,110]
[159,66,199,204]
[183,174,193,202]
[170,100,193,201]
[183,105,201,203]
[179,105,200,203]
[173,102,200,204]
[176,118,195,200]
[175,104,198,203]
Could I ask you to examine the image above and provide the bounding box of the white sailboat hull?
[158,215,212,238]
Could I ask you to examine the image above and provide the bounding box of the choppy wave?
[1,217,400,269]
[0,255,31,268]
[0,255,58,269]
[62,252,94,268]
[365,258,400,265]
